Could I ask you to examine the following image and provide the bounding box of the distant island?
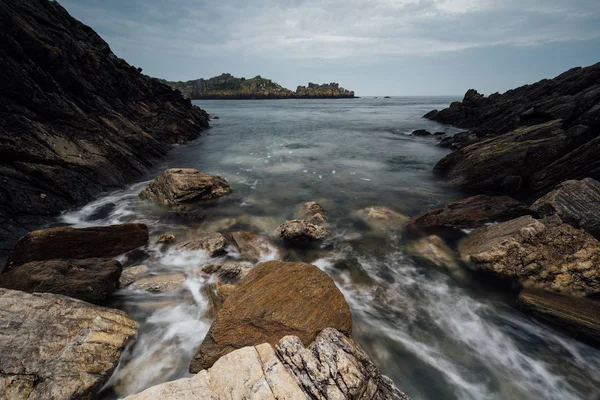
[159,73,356,99]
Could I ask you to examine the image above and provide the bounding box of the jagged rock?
[4,224,148,272]
[201,261,252,283]
[131,273,186,293]
[175,232,226,257]
[531,178,600,237]
[411,129,432,136]
[408,195,530,232]
[139,168,232,208]
[0,258,121,305]
[298,201,328,224]
[458,216,600,295]
[230,231,279,262]
[0,288,137,399]
[356,206,410,230]
[277,328,412,400]
[190,261,352,371]
[405,235,460,271]
[119,264,149,288]
[433,121,595,196]
[517,288,600,345]
[0,0,209,260]
[275,220,329,242]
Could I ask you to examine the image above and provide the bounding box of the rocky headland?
[162,73,356,99]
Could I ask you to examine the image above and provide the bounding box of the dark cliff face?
[0,0,210,257]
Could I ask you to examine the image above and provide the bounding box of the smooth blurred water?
[59,97,600,399]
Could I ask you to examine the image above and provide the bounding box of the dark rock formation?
[408,195,530,232]
[139,168,232,209]
[517,289,600,346]
[162,73,356,99]
[4,224,148,272]
[411,129,432,136]
[0,0,210,260]
[531,178,600,238]
[427,63,600,196]
[0,258,122,305]
[190,261,352,371]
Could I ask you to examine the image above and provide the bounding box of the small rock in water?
[200,261,252,283]
[297,201,328,225]
[230,231,280,262]
[119,264,149,288]
[175,232,227,257]
[131,273,186,293]
[356,206,410,230]
[157,233,176,244]
[274,220,329,242]
[411,129,432,136]
[405,235,460,271]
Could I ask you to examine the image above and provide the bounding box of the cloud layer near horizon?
[60,0,600,95]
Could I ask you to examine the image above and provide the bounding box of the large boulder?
[230,231,280,262]
[139,168,232,208]
[126,329,410,400]
[4,224,148,272]
[274,220,329,242]
[458,216,600,295]
[190,261,352,371]
[0,288,137,399]
[408,195,530,232]
[0,258,121,305]
[517,288,600,345]
[531,178,600,237]
[175,232,227,257]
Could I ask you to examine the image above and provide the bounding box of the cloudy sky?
[60,0,600,96]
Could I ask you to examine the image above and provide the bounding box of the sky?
[59,0,600,96]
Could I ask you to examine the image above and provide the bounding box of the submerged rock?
[0,258,121,305]
[356,206,410,230]
[4,224,148,272]
[298,201,328,224]
[531,178,600,238]
[119,264,149,288]
[190,261,352,371]
[139,168,232,208]
[517,288,600,345]
[230,231,279,262]
[275,220,329,242]
[131,273,186,293]
[405,235,460,271]
[175,232,227,257]
[459,216,600,295]
[408,195,530,232]
[0,288,137,399]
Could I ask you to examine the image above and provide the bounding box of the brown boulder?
[139,168,232,208]
[408,195,530,232]
[517,288,600,345]
[189,261,352,371]
[459,216,600,295]
[0,258,121,305]
[230,231,279,262]
[175,232,226,257]
[4,223,148,272]
[531,178,600,238]
[275,220,329,242]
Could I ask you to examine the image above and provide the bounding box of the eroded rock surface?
[531,178,600,237]
[275,220,329,242]
[230,231,279,262]
[139,168,232,208]
[190,261,352,371]
[175,232,227,257]
[119,264,149,288]
[201,261,252,283]
[4,224,148,272]
[0,258,121,305]
[459,216,600,295]
[131,273,186,293]
[0,288,137,399]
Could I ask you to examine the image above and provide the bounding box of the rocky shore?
[0,0,210,260]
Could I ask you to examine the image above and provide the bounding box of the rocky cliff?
[162,73,356,99]
[0,0,210,259]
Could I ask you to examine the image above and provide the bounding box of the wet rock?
[275,220,329,242]
[277,328,412,400]
[0,288,137,399]
[517,288,600,345]
[412,129,432,136]
[458,216,600,295]
[0,258,121,305]
[298,201,328,224]
[0,0,210,260]
[247,215,281,234]
[408,195,530,232]
[131,273,186,293]
[405,235,460,271]
[139,168,232,208]
[157,234,176,244]
[4,224,148,272]
[531,178,600,238]
[356,206,410,230]
[175,232,226,257]
[230,231,279,262]
[202,283,221,320]
[119,264,149,288]
[201,261,252,283]
[216,281,237,301]
[126,343,307,400]
[190,261,352,371]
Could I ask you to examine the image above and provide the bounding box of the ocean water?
[58,97,600,399]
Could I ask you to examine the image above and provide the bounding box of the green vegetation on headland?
[159,73,356,99]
